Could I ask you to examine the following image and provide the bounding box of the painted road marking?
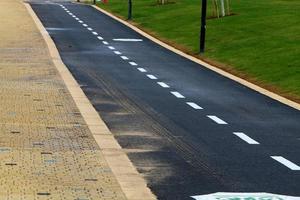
[233,132,259,144]
[157,82,170,88]
[97,36,103,40]
[207,115,228,124]
[87,27,93,31]
[271,156,300,170]
[171,91,185,98]
[137,68,147,72]
[75,18,79,20]
[121,56,128,60]
[129,62,138,66]
[83,24,88,27]
[92,32,98,35]
[102,41,108,45]
[147,75,157,80]
[113,38,143,42]
[79,21,83,23]
[186,102,203,110]
[108,46,115,50]
[114,51,122,55]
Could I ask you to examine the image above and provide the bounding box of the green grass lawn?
[96,0,300,101]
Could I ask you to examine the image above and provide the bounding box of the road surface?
[29,1,300,199]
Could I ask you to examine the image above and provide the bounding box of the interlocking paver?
[0,0,127,199]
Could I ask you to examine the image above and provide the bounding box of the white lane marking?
[121,56,129,60]
[114,51,122,55]
[113,38,143,42]
[79,21,83,23]
[233,132,259,144]
[157,82,170,88]
[92,32,98,35]
[207,115,228,124]
[108,46,115,50]
[102,41,108,45]
[83,24,88,27]
[129,62,137,66]
[87,27,93,31]
[97,36,103,40]
[137,68,147,72]
[271,156,300,170]
[186,102,203,110]
[75,18,79,20]
[147,75,157,80]
[66,10,70,13]
[171,91,185,98]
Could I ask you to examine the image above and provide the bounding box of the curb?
[24,3,156,200]
[92,5,300,111]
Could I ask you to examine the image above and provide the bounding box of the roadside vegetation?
[95,0,300,102]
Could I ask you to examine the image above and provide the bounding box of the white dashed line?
[186,102,203,110]
[147,75,158,80]
[207,115,228,124]
[271,156,300,170]
[157,82,170,88]
[137,68,147,72]
[75,18,79,20]
[87,27,93,31]
[171,91,185,98]
[97,36,103,40]
[129,62,137,66]
[114,51,122,55]
[102,41,108,45]
[92,32,98,35]
[120,56,128,60]
[113,38,143,42]
[79,21,83,23]
[108,46,115,50]
[233,132,259,144]
[83,24,88,27]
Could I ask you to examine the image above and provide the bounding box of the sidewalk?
[0,0,154,199]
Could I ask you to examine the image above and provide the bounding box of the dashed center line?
[271,156,300,170]
[87,27,93,31]
[92,32,98,35]
[108,46,115,50]
[121,56,129,60]
[147,75,158,80]
[186,102,203,110]
[233,132,259,144]
[83,24,88,27]
[207,115,228,124]
[171,91,185,98]
[137,68,147,72]
[102,41,108,45]
[114,51,122,55]
[79,21,83,23]
[129,62,137,66]
[157,82,169,88]
[97,36,103,40]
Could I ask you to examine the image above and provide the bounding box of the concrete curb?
[92,5,300,111]
[24,3,156,200]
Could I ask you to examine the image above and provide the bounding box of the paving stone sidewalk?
[0,0,127,199]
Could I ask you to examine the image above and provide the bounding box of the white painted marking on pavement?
[147,75,157,80]
[97,36,103,40]
[102,41,108,45]
[92,32,98,35]
[207,115,228,124]
[186,102,203,110]
[114,51,122,55]
[108,46,115,50]
[233,132,259,144]
[271,156,300,170]
[121,56,128,60]
[129,62,137,66]
[171,91,185,98]
[79,21,83,23]
[87,27,93,31]
[157,82,170,88]
[113,38,143,42]
[137,68,147,72]
[83,24,88,27]
[75,18,79,20]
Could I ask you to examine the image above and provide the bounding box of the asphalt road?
[30,1,300,199]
